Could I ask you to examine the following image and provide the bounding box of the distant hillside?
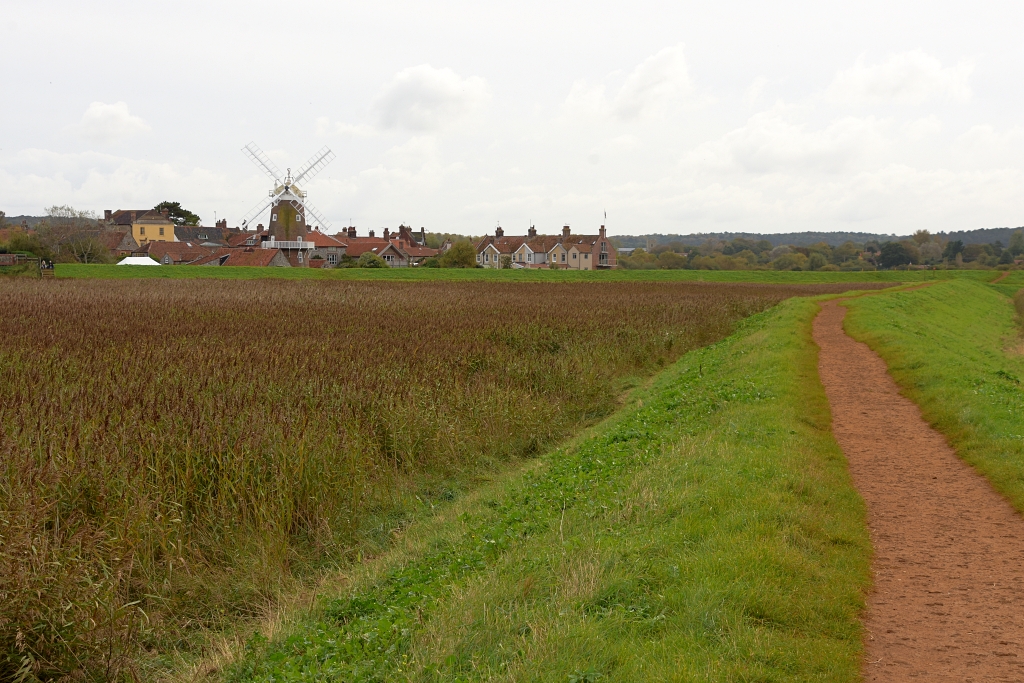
[2,215,48,227]
[610,227,1023,248]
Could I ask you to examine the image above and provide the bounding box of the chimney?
[369,229,375,238]
[104,209,112,222]
[495,225,504,238]
[161,208,169,218]
[216,219,227,229]
[528,225,537,238]
[599,224,606,238]
[348,226,356,239]
[384,227,390,240]
[130,211,137,222]
[257,223,264,232]
[562,224,570,238]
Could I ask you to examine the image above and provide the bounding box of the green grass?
[57,263,1004,283]
[842,279,1024,513]
[225,295,871,682]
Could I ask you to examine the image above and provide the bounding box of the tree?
[942,239,964,261]
[912,229,931,245]
[36,205,96,261]
[357,251,388,268]
[657,251,686,269]
[807,252,828,270]
[67,236,113,264]
[878,241,912,269]
[1010,230,1024,256]
[499,254,513,269]
[154,201,201,226]
[439,241,477,268]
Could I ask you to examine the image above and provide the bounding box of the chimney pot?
[562,224,570,238]
[369,229,375,237]
[384,227,390,240]
[495,225,504,238]
[528,225,537,238]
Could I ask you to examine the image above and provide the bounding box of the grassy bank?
[843,280,1024,512]
[228,295,871,682]
[56,262,1002,284]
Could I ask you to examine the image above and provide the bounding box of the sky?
[2,0,1023,236]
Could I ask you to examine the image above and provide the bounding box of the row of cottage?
[475,224,616,270]
[99,209,616,269]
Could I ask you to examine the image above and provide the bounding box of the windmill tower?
[239,142,336,241]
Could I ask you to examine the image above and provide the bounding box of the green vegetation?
[616,229,1022,271]
[3,280,861,681]
[227,296,871,682]
[54,262,1001,283]
[843,280,1024,512]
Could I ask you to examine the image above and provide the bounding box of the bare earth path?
[813,300,1024,682]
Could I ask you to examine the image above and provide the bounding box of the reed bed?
[0,279,865,680]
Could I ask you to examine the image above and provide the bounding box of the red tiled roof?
[228,231,265,247]
[306,230,346,248]
[222,247,285,267]
[344,237,389,257]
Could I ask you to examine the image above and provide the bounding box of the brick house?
[477,224,617,269]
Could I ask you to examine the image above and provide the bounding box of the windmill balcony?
[262,239,314,250]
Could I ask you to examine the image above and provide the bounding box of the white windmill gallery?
[239,142,336,253]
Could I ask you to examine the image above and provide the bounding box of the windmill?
[239,142,336,240]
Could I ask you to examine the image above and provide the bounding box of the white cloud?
[685,106,887,174]
[902,115,943,141]
[951,124,1024,167]
[825,50,973,105]
[612,44,692,120]
[69,101,150,143]
[315,116,376,138]
[563,45,694,122]
[371,64,490,131]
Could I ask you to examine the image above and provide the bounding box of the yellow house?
[104,209,176,245]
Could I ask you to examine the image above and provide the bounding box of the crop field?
[53,262,1002,284]
[0,278,882,681]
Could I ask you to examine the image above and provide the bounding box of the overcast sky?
[3,1,1023,236]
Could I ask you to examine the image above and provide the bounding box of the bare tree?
[36,205,98,261]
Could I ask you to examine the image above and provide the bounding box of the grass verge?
[55,262,1002,284]
[842,279,1024,512]
[225,295,871,682]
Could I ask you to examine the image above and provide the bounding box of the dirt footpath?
[813,300,1024,682]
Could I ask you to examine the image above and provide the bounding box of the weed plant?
[0,279,868,680]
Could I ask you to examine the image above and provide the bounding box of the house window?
[572,252,577,260]
[272,214,278,221]
[584,253,588,259]
[528,253,532,263]
[477,254,481,262]
[298,252,303,263]
[327,253,338,264]
[140,226,146,235]
[601,242,607,253]
[159,227,164,236]
[485,253,490,262]
[199,233,207,240]
[561,253,565,262]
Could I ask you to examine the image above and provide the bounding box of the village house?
[190,246,291,267]
[377,225,439,266]
[133,240,214,265]
[333,226,389,260]
[304,229,347,266]
[477,224,617,269]
[103,209,176,245]
[173,220,237,246]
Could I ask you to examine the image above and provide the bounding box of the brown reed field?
[0,279,874,681]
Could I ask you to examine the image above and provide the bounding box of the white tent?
[116,256,160,266]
